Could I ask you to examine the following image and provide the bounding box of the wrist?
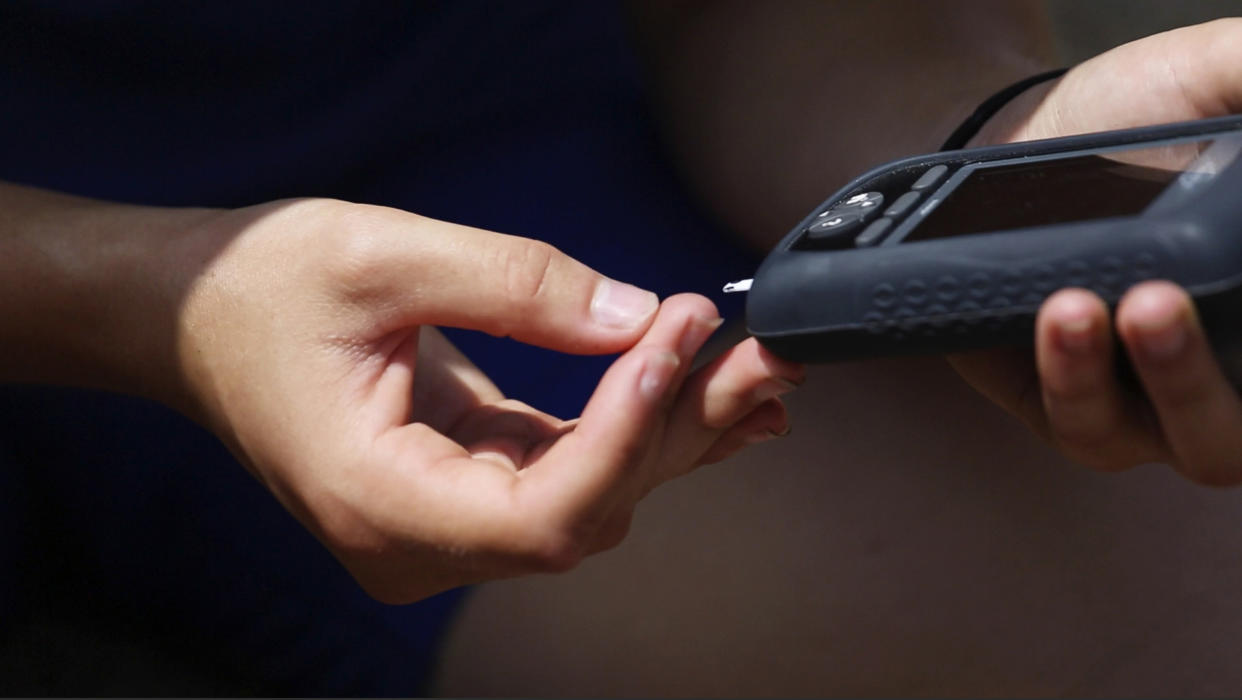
[0,182,221,412]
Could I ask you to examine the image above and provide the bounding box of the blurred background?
[1050,0,1241,63]
[435,1,1242,696]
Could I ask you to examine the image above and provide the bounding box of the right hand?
[162,198,803,602]
[950,19,1242,486]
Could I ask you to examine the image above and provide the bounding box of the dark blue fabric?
[0,443,25,619]
[0,1,758,694]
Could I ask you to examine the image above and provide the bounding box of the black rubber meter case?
[743,115,1242,375]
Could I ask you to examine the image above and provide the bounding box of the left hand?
[948,18,1242,485]
[165,199,803,603]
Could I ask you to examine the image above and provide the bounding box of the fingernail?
[1057,315,1094,354]
[1137,318,1187,361]
[677,315,725,359]
[639,351,680,400]
[592,280,659,330]
[753,377,799,402]
[1130,292,1188,361]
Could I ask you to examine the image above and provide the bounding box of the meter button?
[884,190,922,219]
[802,211,865,248]
[833,191,884,215]
[855,218,893,247]
[911,164,948,191]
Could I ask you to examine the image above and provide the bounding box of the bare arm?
[0,183,216,408]
[627,0,1058,248]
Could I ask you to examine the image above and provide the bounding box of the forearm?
[628,0,1058,248]
[0,181,217,406]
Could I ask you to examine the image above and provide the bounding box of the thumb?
[1010,19,1242,145]
[340,207,659,354]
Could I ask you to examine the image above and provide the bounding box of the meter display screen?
[906,135,1242,242]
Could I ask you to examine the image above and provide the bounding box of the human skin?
[0,186,803,603]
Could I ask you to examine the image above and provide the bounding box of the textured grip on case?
[860,250,1164,341]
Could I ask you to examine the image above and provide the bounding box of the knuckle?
[316,203,420,301]
[270,195,352,229]
[500,239,558,307]
[478,238,560,339]
[329,213,391,279]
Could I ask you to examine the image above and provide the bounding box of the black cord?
[939,68,1069,151]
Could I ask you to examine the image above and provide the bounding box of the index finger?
[516,294,720,530]
[331,206,659,354]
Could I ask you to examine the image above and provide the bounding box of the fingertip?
[1116,281,1197,363]
[1117,280,1192,322]
[1038,288,1108,356]
[675,314,724,361]
[637,293,725,365]
[1029,288,1168,469]
[661,292,721,321]
[752,339,807,386]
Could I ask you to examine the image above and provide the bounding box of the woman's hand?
[949,19,1242,485]
[170,198,802,602]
